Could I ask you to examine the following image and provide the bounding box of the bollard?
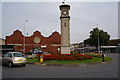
[40,54,43,64]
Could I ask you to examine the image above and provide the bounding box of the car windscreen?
[13,53,24,57]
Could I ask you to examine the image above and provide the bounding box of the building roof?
[0,38,5,41]
[109,39,120,46]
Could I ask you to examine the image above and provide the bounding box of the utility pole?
[96,24,100,53]
[23,20,27,53]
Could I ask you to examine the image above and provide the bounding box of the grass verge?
[26,57,112,64]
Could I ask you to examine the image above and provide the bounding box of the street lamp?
[23,20,27,53]
[96,24,100,53]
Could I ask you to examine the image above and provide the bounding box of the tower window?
[64,23,66,27]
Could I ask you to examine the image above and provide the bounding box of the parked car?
[2,52,27,67]
[81,51,87,54]
[94,51,103,53]
[27,53,37,59]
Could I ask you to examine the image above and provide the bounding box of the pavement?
[34,62,88,67]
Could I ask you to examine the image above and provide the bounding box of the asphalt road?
[2,53,119,78]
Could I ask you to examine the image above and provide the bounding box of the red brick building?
[6,30,61,53]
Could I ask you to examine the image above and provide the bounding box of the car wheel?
[22,63,27,67]
[8,62,13,68]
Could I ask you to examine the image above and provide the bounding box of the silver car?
[2,52,27,67]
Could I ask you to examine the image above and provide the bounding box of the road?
[2,53,119,78]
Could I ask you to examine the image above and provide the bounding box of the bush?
[40,53,93,60]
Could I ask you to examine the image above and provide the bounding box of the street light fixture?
[96,24,100,53]
[23,20,28,53]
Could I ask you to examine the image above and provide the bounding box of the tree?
[84,27,110,48]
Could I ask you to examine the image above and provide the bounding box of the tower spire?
[62,0,65,4]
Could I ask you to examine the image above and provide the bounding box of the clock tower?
[59,3,70,54]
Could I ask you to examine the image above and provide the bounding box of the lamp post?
[23,20,27,53]
[96,24,100,53]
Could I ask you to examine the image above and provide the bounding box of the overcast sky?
[1,1,118,44]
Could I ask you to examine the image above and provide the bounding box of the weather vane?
[62,0,65,4]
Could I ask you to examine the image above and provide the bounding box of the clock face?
[34,37,40,43]
[62,10,68,15]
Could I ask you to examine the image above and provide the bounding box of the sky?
[1,1,119,44]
